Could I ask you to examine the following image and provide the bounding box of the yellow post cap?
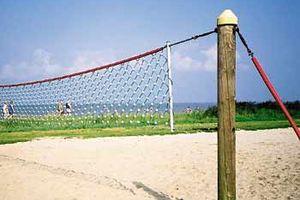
[217,9,238,25]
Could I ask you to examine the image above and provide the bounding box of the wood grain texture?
[217,25,236,200]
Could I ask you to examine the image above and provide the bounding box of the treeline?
[202,101,300,120]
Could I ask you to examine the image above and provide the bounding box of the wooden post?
[217,9,238,200]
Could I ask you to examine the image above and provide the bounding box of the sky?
[0,0,300,103]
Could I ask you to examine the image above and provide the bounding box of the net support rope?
[0,29,216,131]
[169,29,217,47]
[236,27,300,140]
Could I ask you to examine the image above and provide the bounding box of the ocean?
[0,102,216,117]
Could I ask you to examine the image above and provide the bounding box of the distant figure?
[56,100,64,115]
[7,101,14,118]
[185,106,193,113]
[2,102,9,119]
[65,102,72,115]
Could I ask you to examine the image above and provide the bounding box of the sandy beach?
[0,128,299,200]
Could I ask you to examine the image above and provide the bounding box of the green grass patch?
[1,119,299,145]
[1,101,299,144]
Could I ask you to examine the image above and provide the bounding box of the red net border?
[0,47,164,88]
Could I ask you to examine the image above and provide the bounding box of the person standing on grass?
[56,100,64,116]
[7,101,14,119]
[185,106,192,113]
[65,102,72,115]
[2,102,9,119]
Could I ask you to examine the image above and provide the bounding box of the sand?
[0,128,299,200]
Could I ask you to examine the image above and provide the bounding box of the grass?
[0,101,300,145]
[0,118,299,145]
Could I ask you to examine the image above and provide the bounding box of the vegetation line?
[0,101,299,145]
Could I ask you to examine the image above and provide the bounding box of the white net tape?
[0,48,170,130]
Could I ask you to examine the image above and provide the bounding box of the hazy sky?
[0,0,299,103]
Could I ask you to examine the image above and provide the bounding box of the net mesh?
[0,48,170,130]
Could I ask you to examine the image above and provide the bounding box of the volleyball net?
[0,47,172,129]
